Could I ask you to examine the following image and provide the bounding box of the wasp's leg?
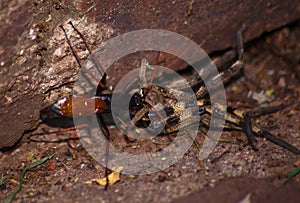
[96,115,111,190]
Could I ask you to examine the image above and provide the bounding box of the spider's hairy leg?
[227,102,300,154]
[199,98,300,154]
[257,131,300,155]
[196,24,246,99]
[245,100,300,154]
[246,98,294,118]
[213,24,246,84]
[241,112,258,150]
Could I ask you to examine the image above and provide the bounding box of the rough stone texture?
[0,0,36,148]
[0,0,300,148]
[78,0,300,70]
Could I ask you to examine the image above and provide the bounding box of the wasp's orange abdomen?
[40,94,112,128]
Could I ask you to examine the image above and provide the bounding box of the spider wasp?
[40,22,300,187]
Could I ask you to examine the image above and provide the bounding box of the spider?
[126,25,300,155]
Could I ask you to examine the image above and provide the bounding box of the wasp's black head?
[129,92,144,115]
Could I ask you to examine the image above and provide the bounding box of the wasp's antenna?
[59,25,82,68]
[67,21,106,79]
[68,21,92,54]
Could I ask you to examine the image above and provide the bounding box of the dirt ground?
[1,6,300,203]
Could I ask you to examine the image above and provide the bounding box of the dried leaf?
[85,166,123,186]
[250,90,272,104]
